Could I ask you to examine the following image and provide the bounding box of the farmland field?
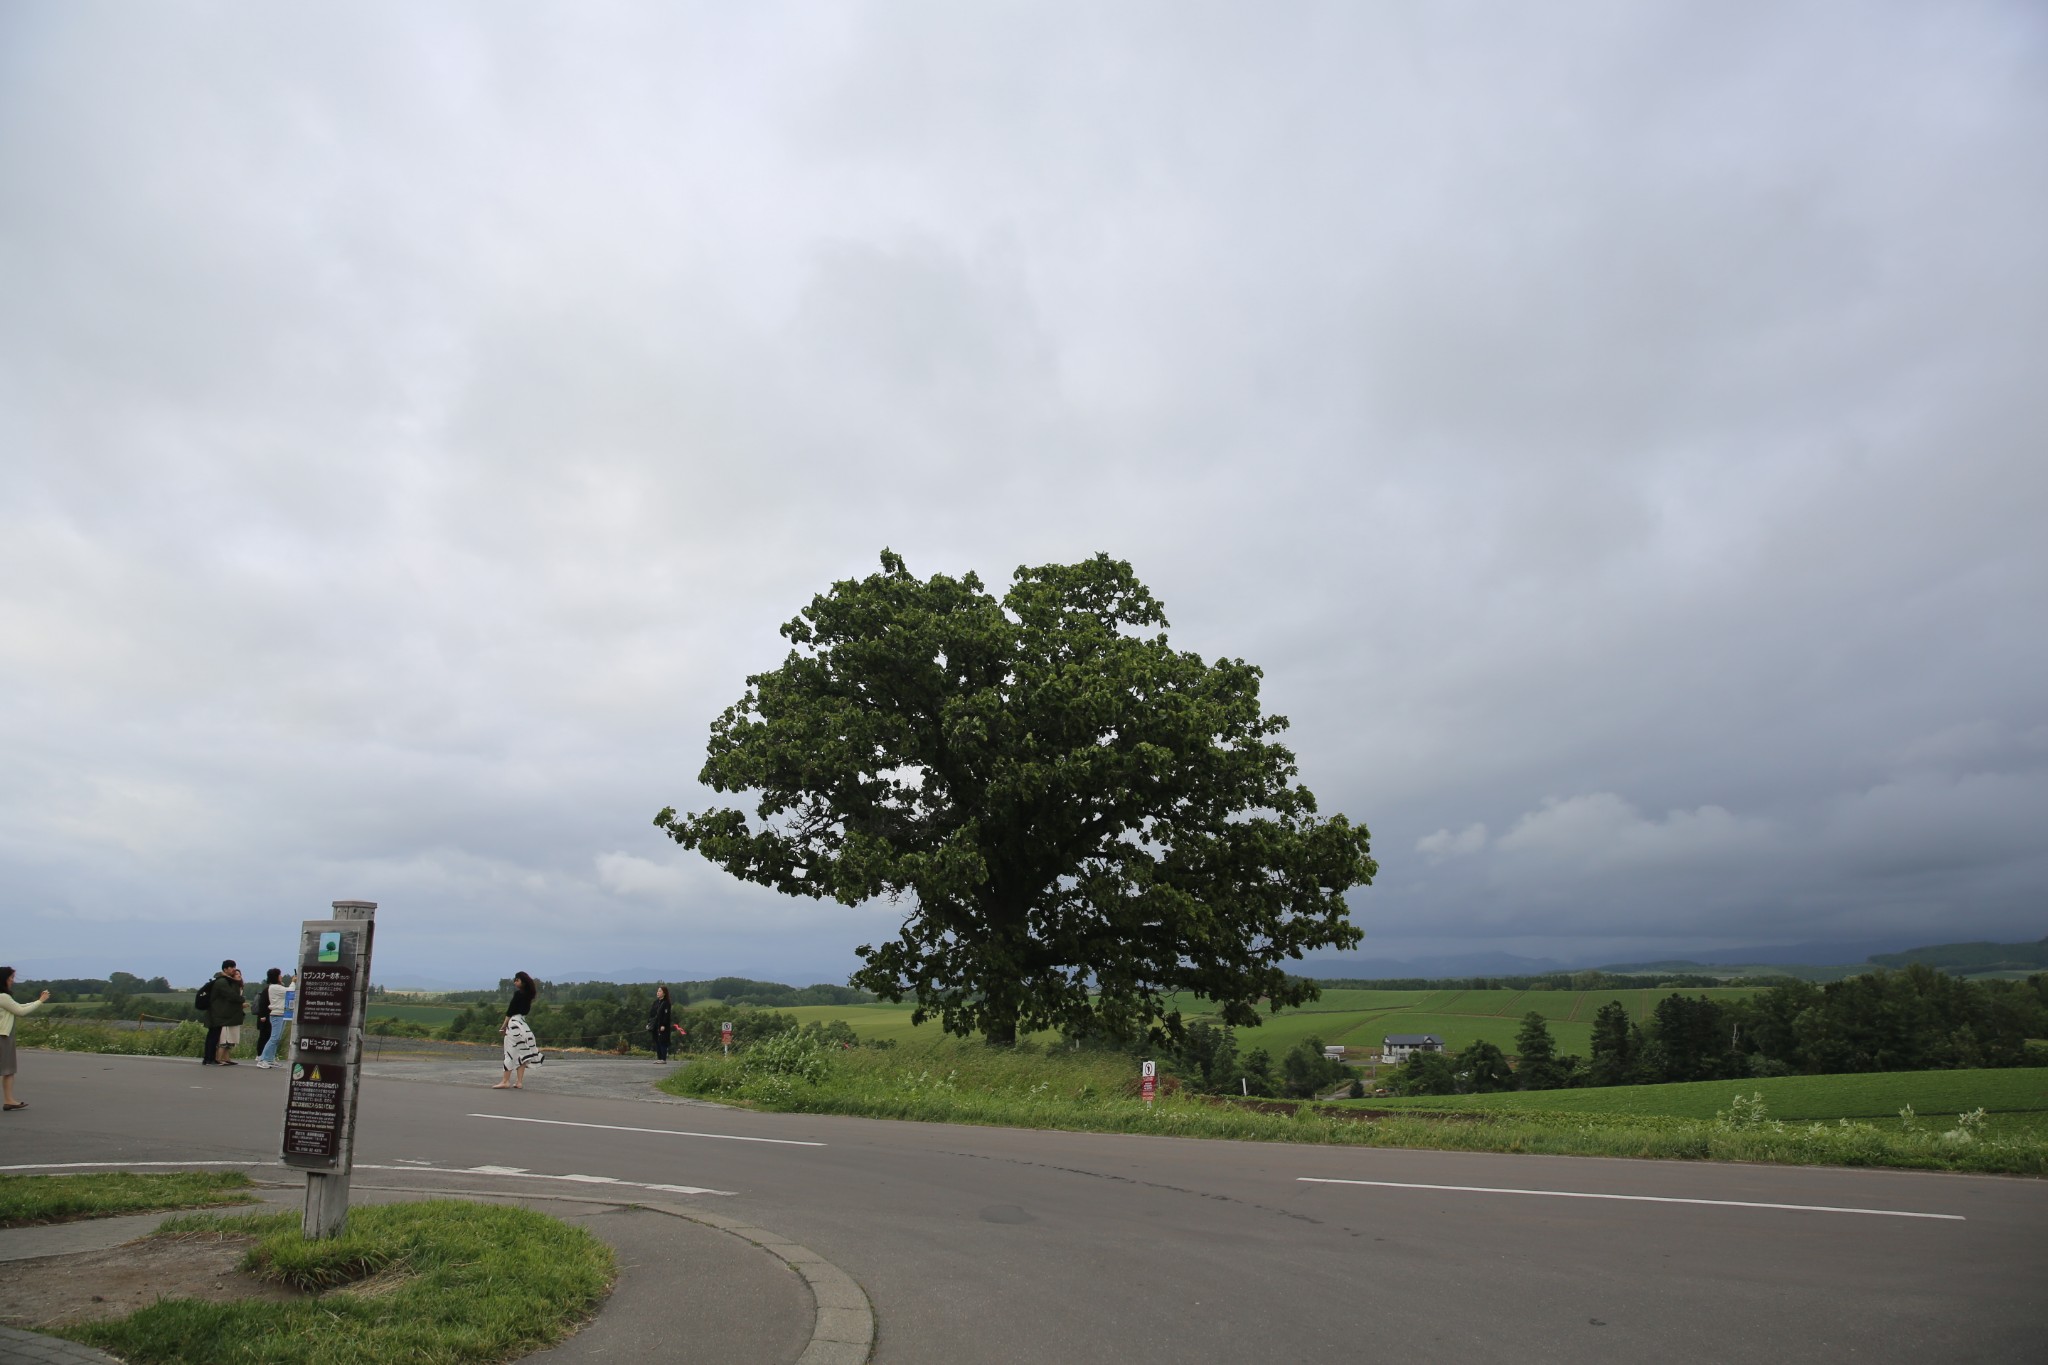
[1349,1066,2048,1128]
[771,986,1767,1057]
[365,1002,462,1026]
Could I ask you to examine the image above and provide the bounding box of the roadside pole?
[279,900,376,1239]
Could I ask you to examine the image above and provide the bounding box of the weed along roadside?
[661,1032,2048,1176]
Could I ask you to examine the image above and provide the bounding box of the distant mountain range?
[1298,934,2044,981]
[1870,937,2048,973]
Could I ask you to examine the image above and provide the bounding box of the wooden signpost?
[279,900,376,1239]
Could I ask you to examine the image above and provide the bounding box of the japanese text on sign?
[295,966,356,1027]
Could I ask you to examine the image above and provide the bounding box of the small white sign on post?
[721,1020,733,1055]
[1140,1059,1157,1105]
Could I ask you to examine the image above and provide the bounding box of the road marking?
[0,1159,727,1197]
[355,1163,732,1196]
[469,1113,826,1147]
[1297,1177,1964,1221]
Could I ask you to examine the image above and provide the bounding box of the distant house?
[1382,1034,1444,1062]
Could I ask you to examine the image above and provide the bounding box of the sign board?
[282,1062,350,1159]
[281,902,377,1241]
[1141,1059,1157,1105]
[281,914,373,1174]
[721,1020,733,1054]
[295,966,356,1028]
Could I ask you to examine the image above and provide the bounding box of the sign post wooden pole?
[280,900,376,1240]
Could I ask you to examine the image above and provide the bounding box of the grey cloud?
[3,3,2043,985]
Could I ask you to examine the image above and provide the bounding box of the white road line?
[1297,1177,1965,1221]
[354,1163,732,1196]
[0,1158,728,1197]
[468,1113,826,1147]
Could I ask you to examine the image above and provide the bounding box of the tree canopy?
[656,550,1375,1044]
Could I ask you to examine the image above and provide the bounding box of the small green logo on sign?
[318,932,341,963]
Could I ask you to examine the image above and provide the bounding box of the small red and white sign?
[721,1021,733,1053]
[1140,1059,1157,1105]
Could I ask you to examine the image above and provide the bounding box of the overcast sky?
[3,3,2043,990]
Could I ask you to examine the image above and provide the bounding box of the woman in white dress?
[494,971,544,1089]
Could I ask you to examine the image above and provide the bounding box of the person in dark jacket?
[648,985,684,1062]
[205,963,247,1066]
[200,958,238,1065]
[253,967,281,1063]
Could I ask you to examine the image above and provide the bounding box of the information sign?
[280,902,376,1240]
[296,966,356,1027]
[1141,1059,1157,1105]
[282,1063,350,1159]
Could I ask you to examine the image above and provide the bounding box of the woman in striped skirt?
[494,971,544,1089]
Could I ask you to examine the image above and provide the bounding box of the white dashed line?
[354,1163,731,1196]
[0,1159,729,1197]
[1298,1177,1964,1221]
[468,1113,826,1146]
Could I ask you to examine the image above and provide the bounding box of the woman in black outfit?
[253,967,281,1061]
[648,985,682,1062]
[494,971,543,1089]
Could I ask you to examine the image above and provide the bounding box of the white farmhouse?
[1381,1033,1445,1063]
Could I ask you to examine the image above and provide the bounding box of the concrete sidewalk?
[0,1179,871,1365]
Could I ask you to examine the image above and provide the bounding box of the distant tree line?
[15,972,175,1018]
[433,978,875,1009]
[422,990,887,1055]
[1394,967,2048,1095]
[1312,970,1784,992]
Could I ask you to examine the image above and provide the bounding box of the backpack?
[194,981,213,1012]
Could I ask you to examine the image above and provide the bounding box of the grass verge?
[61,1201,615,1365]
[0,1172,258,1229]
[1343,1067,2048,1124]
[15,1018,232,1059]
[660,1036,2048,1176]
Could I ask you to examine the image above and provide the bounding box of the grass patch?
[659,1035,2048,1175]
[62,1201,615,1365]
[0,1172,258,1229]
[1345,1067,2048,1122]
[15,1018,235,1059]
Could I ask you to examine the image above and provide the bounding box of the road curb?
[639,1203,874,1365]
[353,1183,874,1364]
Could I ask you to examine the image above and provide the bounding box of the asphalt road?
[6,1050,2044,1362]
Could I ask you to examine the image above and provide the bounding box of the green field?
[1351,1066,2048,1128]
[774,986,1766,1059]
[366,1002,462,1026]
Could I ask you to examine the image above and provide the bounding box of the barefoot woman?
[494,971,544,1089]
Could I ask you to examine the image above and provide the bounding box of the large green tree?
[1513,1011,1565,1091]
[656,550,1375,1045]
